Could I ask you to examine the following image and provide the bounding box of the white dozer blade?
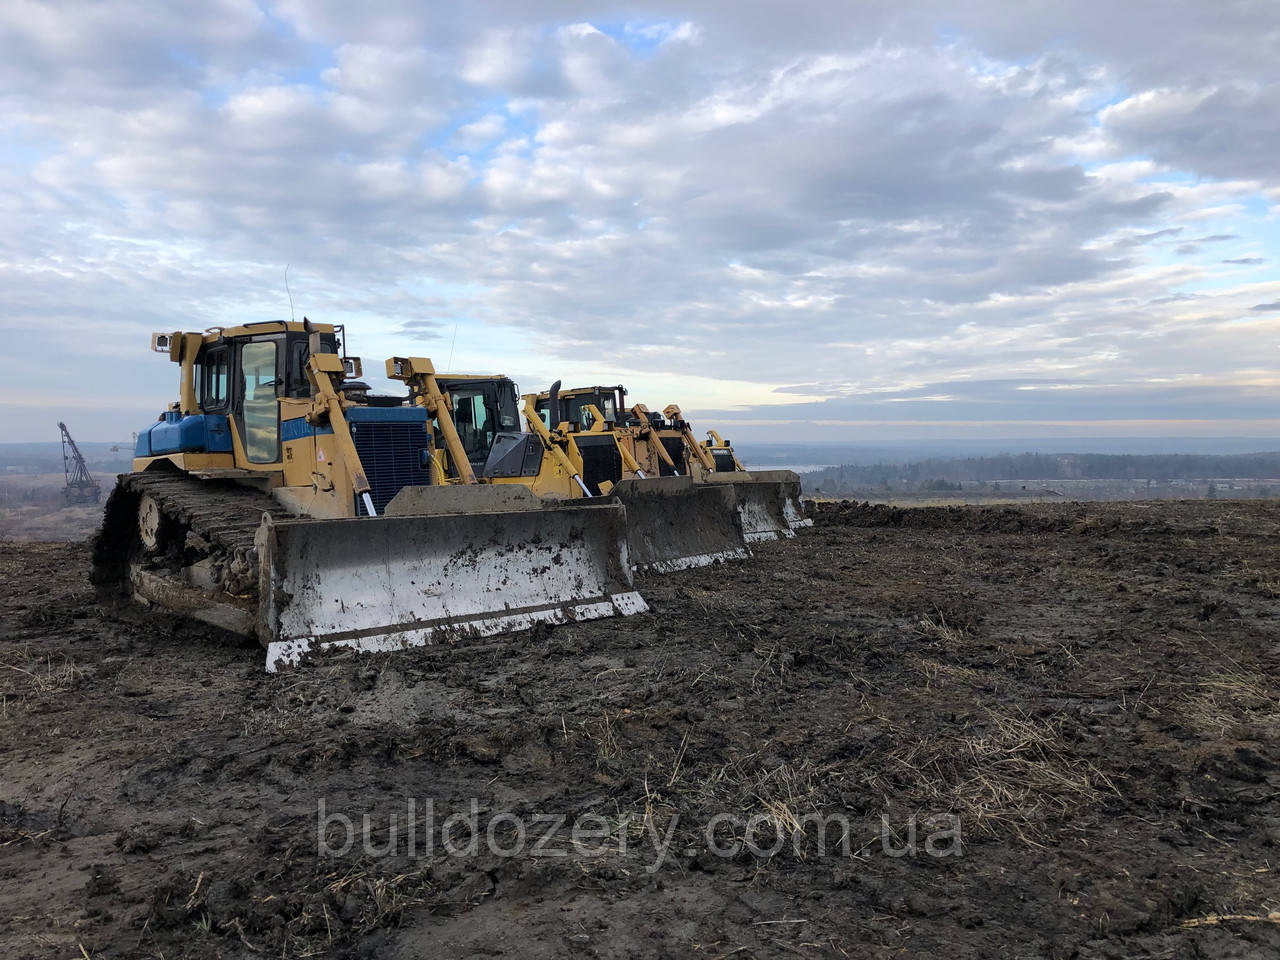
[610,476,751,573]
[258,486,647,672]
[700,470,811,541]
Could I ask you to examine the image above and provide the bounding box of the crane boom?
[59,421,101,504]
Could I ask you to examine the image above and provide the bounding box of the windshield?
[436,378,520,465]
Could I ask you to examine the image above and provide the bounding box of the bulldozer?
[525,385,691,482]
[386,362,751,573]
[702,429,745,473]
[92,322,647,671]
[663,407,813,537]
[531,386,809,541]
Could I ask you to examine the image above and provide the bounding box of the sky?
[2,0,1279,444]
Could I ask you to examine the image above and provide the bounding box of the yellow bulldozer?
[668,410,814,538]
[386,363,752,573]
[92,322,649,671]
[530,385,810,541]
[94,323,808,671]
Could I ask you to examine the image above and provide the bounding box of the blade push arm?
[629,403,679,474]
[386,356,477,485]
[663,404,716,473]
[153,331,205,415]
[522,394,593,496]
[306,352,377,516]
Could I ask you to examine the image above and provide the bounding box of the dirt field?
[2,499,1278,959]
[0,473,106,542]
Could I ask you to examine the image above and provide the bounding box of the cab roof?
[534,384,627,400]
[201,321,336,343]
[436,373,511,384]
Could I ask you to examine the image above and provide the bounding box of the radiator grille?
[660,437,685,477]
[575,435,622,495]
[348,412,432,514]
[712,450,738,473]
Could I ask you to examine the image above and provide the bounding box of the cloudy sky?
[3,1,1279,444]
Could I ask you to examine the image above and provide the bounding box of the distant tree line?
[0,482,68,508]
[801,451,1280,495]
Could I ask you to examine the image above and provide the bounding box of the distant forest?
[802,452,1280,494]
[0,441,133,477]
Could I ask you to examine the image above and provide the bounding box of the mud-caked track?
[2,499,1278,959]
[93,469,294,598]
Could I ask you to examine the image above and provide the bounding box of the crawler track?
[91,467,293,605]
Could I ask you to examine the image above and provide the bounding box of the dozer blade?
[700,470,810,541]
[611,476,751,573]
[736,469,812,530]
[258,489,647,672]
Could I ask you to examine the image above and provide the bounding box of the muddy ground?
[0,473,106,542]
[2,499,1278,959]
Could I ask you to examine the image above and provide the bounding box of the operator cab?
[532,385,637,495]
[138,321,349,465]
[195,323,340,463]
[535,385,637,430]
[433,375,522,472]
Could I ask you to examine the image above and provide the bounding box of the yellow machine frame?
[387,358,597,498]
[134,321,377,518]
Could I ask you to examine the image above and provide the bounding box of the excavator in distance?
[59,421,101,504]
[93,322,646,671]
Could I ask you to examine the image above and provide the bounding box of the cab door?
[235,338,282,464]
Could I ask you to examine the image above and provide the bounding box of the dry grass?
[1239,559,1280,598]
[833,710,1116,842]
[578,711,623,767]
[1177,671,1278,739]
[0,649,85,698]
[563,693,1117,861]
[914,612,968,646]
[172,861,444,958]
[912,656,986,690]
[322,865,439,929]
[239,702,312,737]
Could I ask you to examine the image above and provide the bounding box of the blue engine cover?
[136,412,233,457]
[345,405,432,513]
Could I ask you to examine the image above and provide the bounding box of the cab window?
[287,337,335,397]
[450,390,494,463]
[201,349,230,412]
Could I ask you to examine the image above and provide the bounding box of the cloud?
[1251,301,1280,312]
[1101,84,1280,185]
[2,1,1280,442]
[453,113,506,147]
[1116,227,1182,247]
[705,377,1280,425]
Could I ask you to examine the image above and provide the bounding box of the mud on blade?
[258,502,647,671]
[702,470,810,542]
[611,476,750,572]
